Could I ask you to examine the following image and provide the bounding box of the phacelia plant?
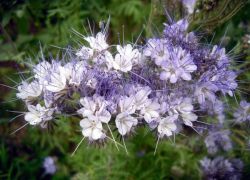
[15,16,249,156]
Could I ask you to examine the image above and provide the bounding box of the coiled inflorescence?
[16,19,238,143]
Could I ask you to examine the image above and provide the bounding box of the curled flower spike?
[15,17,242,153]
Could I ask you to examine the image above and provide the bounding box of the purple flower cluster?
[200,156,243,180]
[205,128,232,154]
[234,100,250,123]
[16,19,238,143]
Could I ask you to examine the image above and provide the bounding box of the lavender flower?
[205,129,232,154]
[163,19,198,49]
[159,47,197,83]
[234,100,250,123]
[144,38,169,66]
[43,156,57,175]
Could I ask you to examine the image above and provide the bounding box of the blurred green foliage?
[0,0,250,179]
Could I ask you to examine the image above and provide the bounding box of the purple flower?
[211,70,238,97]
[159,46,197,83]
[210,45,229,68]
[234,100,250,123]
[205,129,232,154]
[144,38,169,66]
[163,19,198,49]
[43,156,57,175]
[200,156,243,180]
[195,81,218,104]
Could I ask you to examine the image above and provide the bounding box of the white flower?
[77,95,111,124]
[176,100,194,114]
[84,32,108,52]
[118,96,136,114]
[76,46,94,60]
[115,112,138,136]
[34,61,51,81]
[115,96,138,135]
[45,65,72,93]
[93,95,111,123]
[80,116,105,140]
[79,32,113,70]
[140,99,160,123]
[113,44,140,72]
[17,81,43,100]
[77,97,96,117]
[78,95,111,140]
[181,112,197,127]
[95,107,111,124]
[176,99,198,127]
[133,86,151,110]
[24,104,54,125]
[103,51,114,70]
[69,61,86,86]
[59,63,73,80]
[158,114,178,137]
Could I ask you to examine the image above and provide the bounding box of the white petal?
[25,112,41,125]
[97,110,111,123]
[181,72,191,81]
[82,128,92,137]
[91,128,103,140]
[80,119,91,128]
[160,71,170,80]
[167,123,177,131]
[185,64,197,72]
[178,102,193,113]
[183,119,193,127]
[170,74,178,83]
